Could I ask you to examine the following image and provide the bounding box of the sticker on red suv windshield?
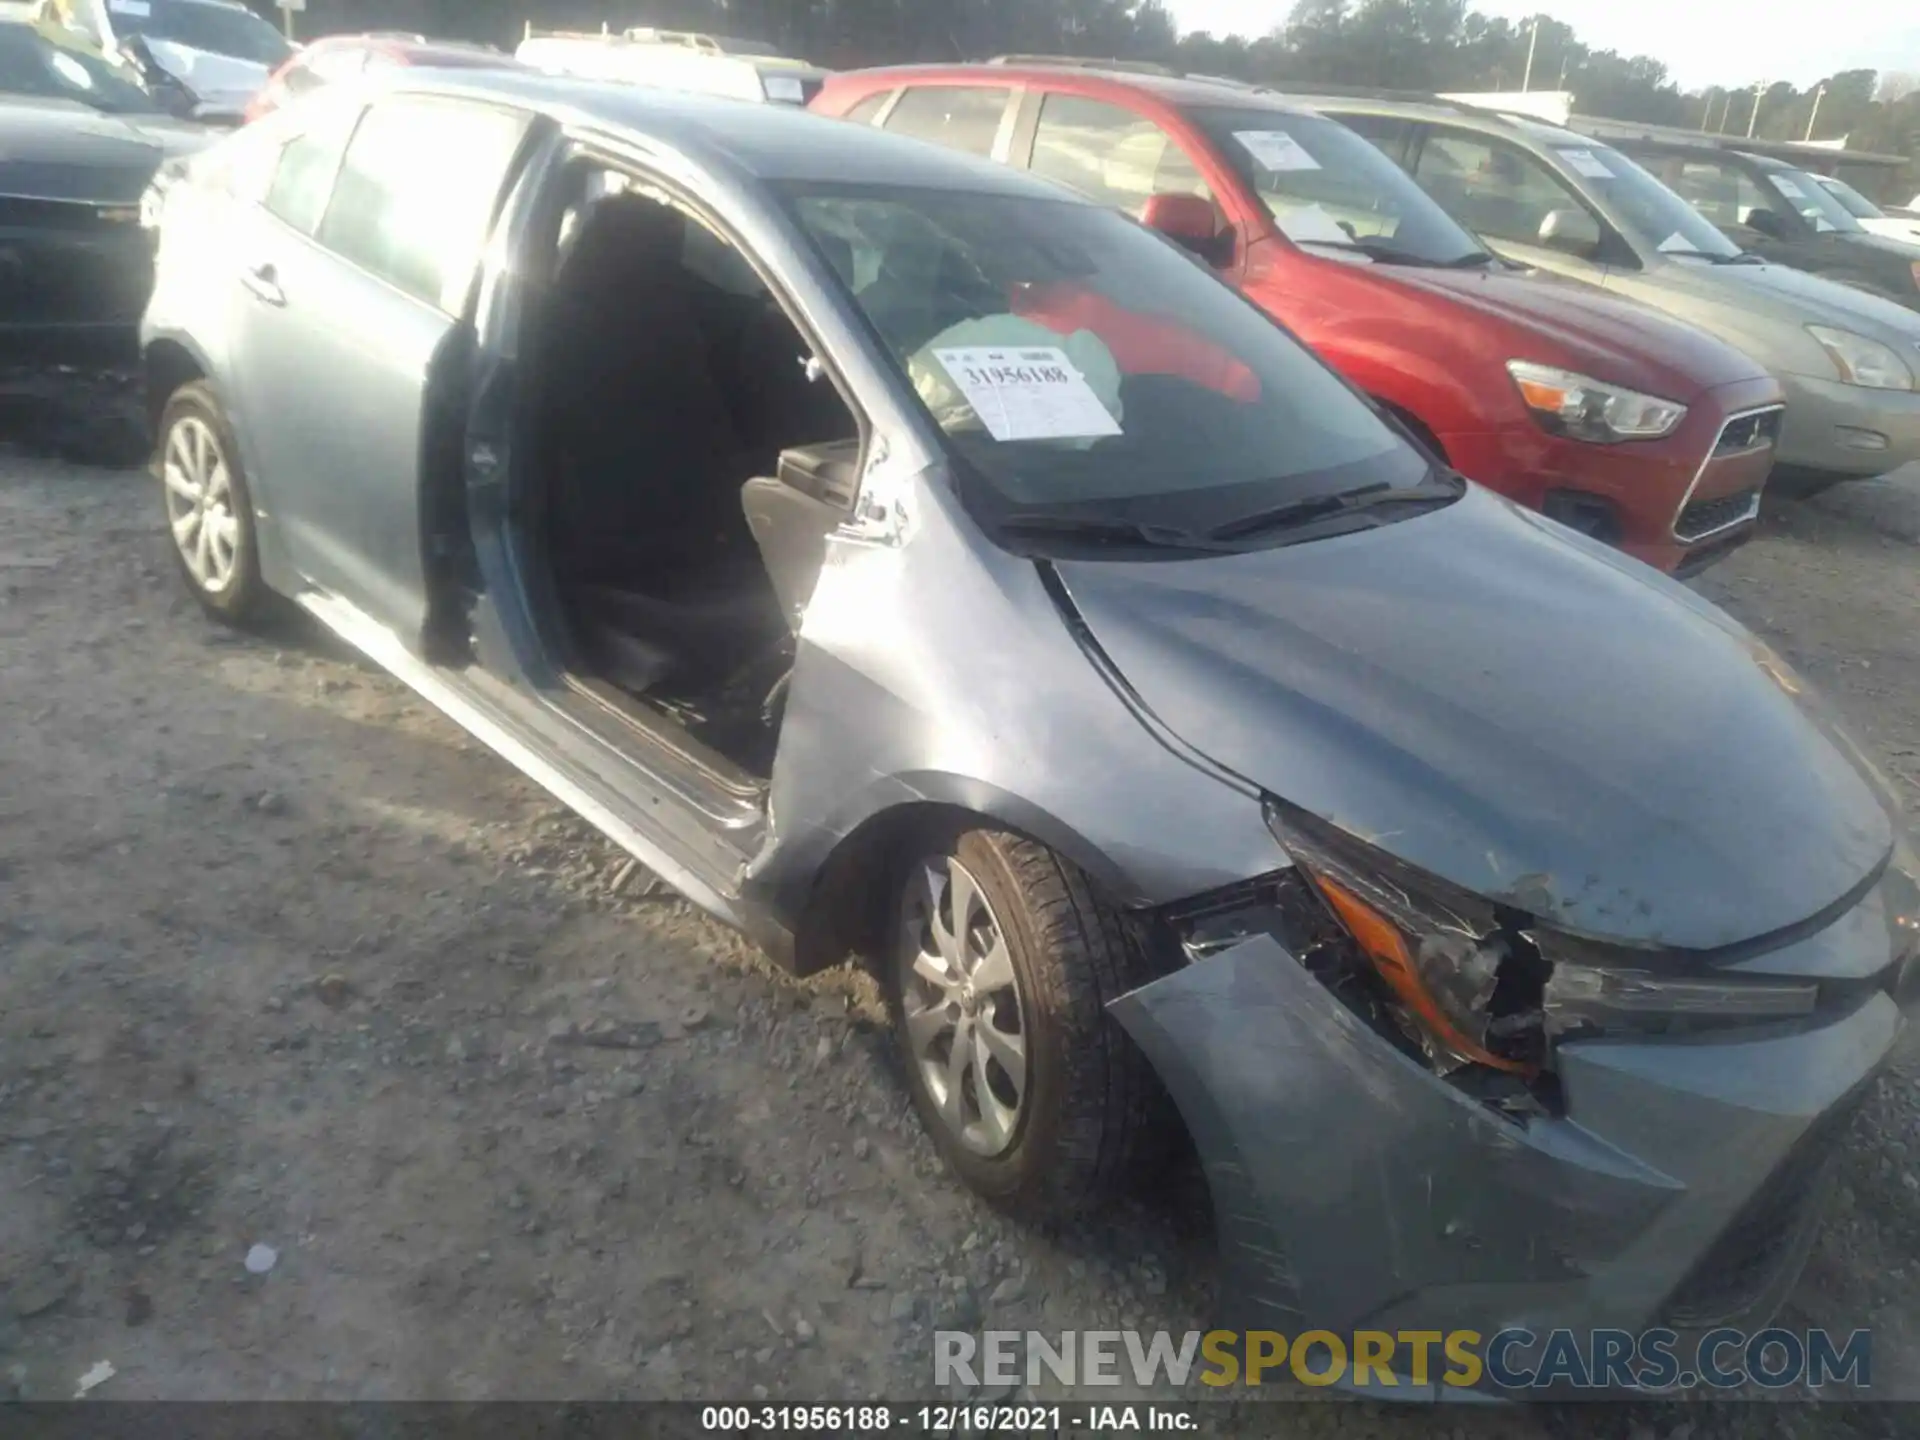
[933,346,1123,443]
[1557,148,1615,179]
[1768,174,1807,200]
[1233,131,1322,174]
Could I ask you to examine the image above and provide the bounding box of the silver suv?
[1310,96,1920,497]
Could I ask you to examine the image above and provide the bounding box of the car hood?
[1385,262,1768,398]
[1833,228,1920,263]
[1053,485,1894,950]
[1862,215,1920,246]
[141,38,268,110]
[0,96,206,200]
[1657,252,1920,343]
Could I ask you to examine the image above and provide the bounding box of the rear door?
[225,93,531,647]
[1013,90,1217,216]
[876,83,1019,162]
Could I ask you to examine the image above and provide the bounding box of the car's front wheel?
[886,826,1176,1220]
[157,381,266,624]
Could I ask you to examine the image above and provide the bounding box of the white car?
[34,0,291,118]
[515,25,828,106]
[1816,173,1920,246]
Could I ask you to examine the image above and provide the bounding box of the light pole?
[1805,82,1827,141]
[1746,79,1766,138]
[1521,17,1540,92]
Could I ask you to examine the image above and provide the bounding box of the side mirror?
[1538,206,1602,258]
[1744,207,1787,240]
[1142,192,1231,266]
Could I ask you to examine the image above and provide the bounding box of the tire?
[885,825,1177,1221]
[155,381,267,625]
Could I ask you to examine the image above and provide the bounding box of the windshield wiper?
[995,513,1240,553]
[1204,477,1462,542]
[1670,249,1763,266]
[1350,236,1493,269]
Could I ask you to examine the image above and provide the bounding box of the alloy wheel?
[162,414,240,593]
[896,856,1028,1157]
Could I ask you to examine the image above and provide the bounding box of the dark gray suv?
[140,70,1920,1387]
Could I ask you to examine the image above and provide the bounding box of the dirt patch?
[0,453,1913,1434]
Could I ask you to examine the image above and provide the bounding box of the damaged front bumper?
[1110,931,1906,1397]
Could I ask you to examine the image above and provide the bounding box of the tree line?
[249,0,1920,196]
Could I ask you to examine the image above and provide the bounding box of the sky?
[1162,0,1920,92]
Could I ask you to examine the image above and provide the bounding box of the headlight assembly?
[1262,799,1840,1085]
[1506,360,1688,443]
[1807,325,1915,391]
[1264,800,1546,1077]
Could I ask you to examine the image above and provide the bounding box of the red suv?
[813,62,1786,574]
[245,33,523,123]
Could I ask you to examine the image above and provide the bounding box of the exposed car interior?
[525,168,861,778]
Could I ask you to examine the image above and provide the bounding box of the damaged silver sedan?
[139,70,1920,1386]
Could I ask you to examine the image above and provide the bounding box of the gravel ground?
[2,448,1920,1435]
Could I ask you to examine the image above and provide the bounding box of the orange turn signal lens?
[1514,375,1573,414]
[1312,873,1533,1076]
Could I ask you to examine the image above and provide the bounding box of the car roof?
[358,69,1089,198]
[318,33,514,62]
[1606,134,1792,168]
[833,61,1317,116]
[1292,93,1593,146]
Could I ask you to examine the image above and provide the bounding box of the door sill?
[296,587,758,928]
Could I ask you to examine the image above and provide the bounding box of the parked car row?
[817,67,1920,515]
[133,63,1920,1387]
[11,16,1920,542]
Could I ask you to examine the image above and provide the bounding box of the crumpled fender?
[1107,936,1679,1341]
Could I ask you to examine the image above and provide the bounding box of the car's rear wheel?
[158,382,265,624]
[886,826,1175,1220]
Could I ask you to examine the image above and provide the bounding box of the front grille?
[1715,408,1783,456]
[0,231,152,325]
[0,195,143,232]
[1676,487,1761,542]
[1663,1088,1864,1329]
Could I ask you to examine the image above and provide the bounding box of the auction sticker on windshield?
[1557,148,1615,180]
[1234,131,1322,174]
[1769,174,1807,200]
[933,347,1123,443]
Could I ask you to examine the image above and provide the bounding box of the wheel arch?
[784,777,1148,979]
[143,333,212,443]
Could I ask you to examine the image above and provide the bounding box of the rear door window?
[260,96,361,232]
[841,90,893,125]
[1334,112,1414,167]
[1412,131,1582,247]
[1027,93,1210,219]
[315,96,530,312]
[1649,154,1772,232]
[883,86,1011,158]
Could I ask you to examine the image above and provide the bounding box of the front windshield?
[780,182,1426,536]
[0,27,156,112]
[1190,106,1490,266]
[111,0,292,66]
[1817,174,1884,220]
[1552,142,1743,258]
[1765,166,1864,234]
